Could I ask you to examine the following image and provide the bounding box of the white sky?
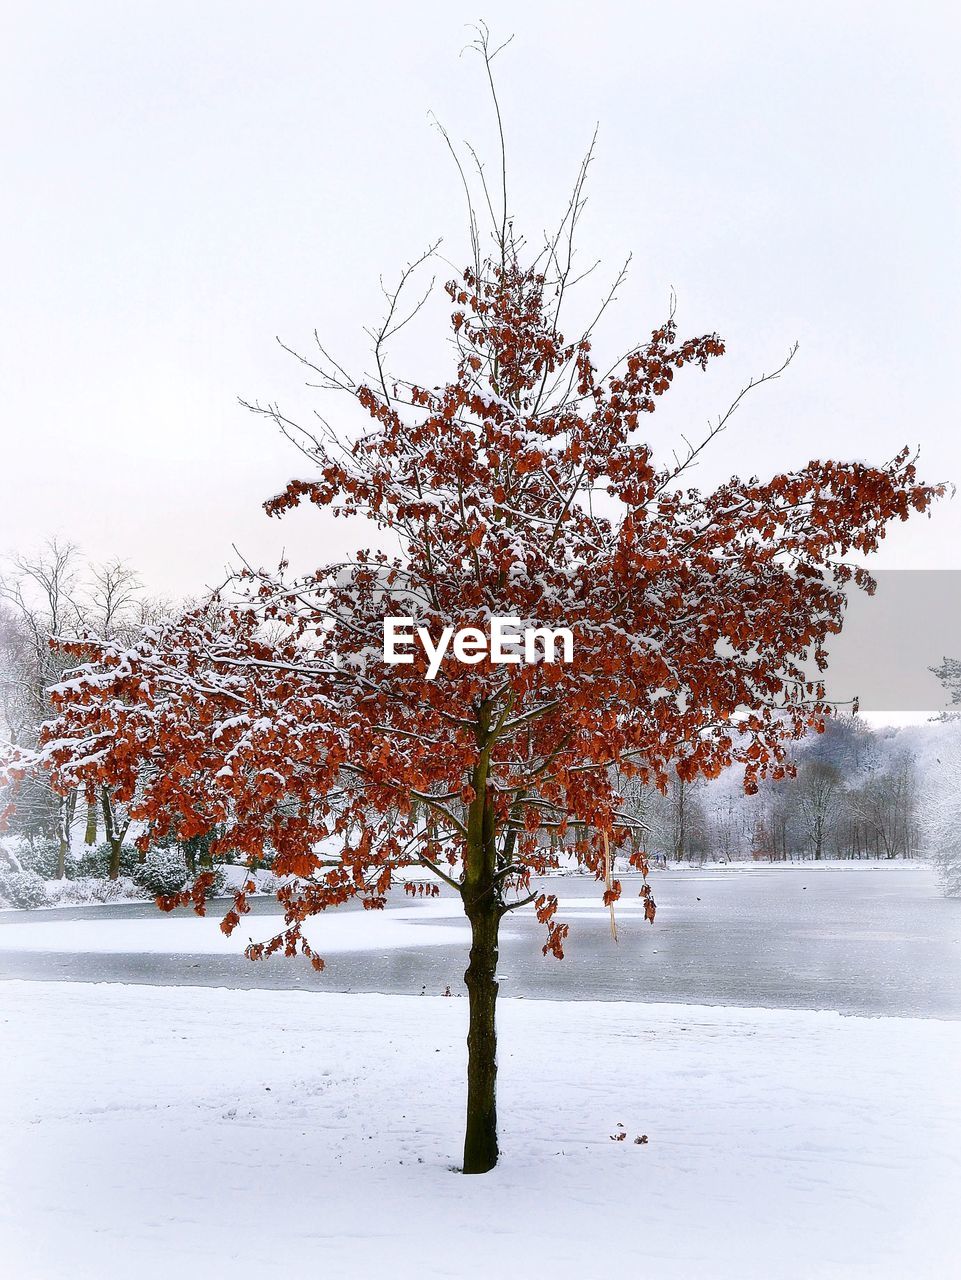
[2,1,960,600]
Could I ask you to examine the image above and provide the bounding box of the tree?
[918,661,961,890]
[0,544,148,876]
[848,748,919,860]
[919,713,961,894]
[0,540,85,872]
[793,759,843,860]
[14,31,941,1172]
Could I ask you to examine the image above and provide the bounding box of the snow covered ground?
[1,979,959,1280]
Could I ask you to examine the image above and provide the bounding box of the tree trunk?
[55,832,67,881]
[460,715,501,1175]
[84,802,98,846]
[675,778,686,861]
[463,900,500,1174]
[100,789,123,880]
[55,790,76,880]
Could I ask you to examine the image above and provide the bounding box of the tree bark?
[460,713,501,1174]
[55,790,76,880]
[100,788,125,880]
[55,832,67,881]
[463,899,500,1174]
[84,802,98,846]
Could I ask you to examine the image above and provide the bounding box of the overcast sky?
[2,0,960,602]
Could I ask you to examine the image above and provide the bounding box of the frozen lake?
[2,865,959,1018]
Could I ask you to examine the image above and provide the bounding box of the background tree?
[923,739,961,893]
[18,32,941,1172]
[792,759,843,861]
[0,540,86,872]
[0,543,149,876]
[848,750,919,860]
[918,662,961,892]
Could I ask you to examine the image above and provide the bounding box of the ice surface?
[2,865,958,1018]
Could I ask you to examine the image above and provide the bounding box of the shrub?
[76,843,139,879]
[133,849,189,897]
[46,876,143,906]
[44,878,89,907]
[90,876,142,903]
[0,870,48,910]
[17,842,63,879]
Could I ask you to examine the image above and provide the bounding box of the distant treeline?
[625,717,924,863]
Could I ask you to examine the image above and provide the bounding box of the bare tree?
[789,760,843,861]
[1,543,147,876]
[0,541,84,872]
[850,751,920,860]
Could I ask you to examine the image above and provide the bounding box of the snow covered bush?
[0,870,48,910]
[91,875,141,903]
[133,849,189,897]
[0,839,26,874]
[43,878,89,907]
[76,843,139,879]
[16,842,62,879]
[45,876,142,906]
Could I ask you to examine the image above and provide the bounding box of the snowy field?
[2,866,959,1277]
[1,980,959,1280]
